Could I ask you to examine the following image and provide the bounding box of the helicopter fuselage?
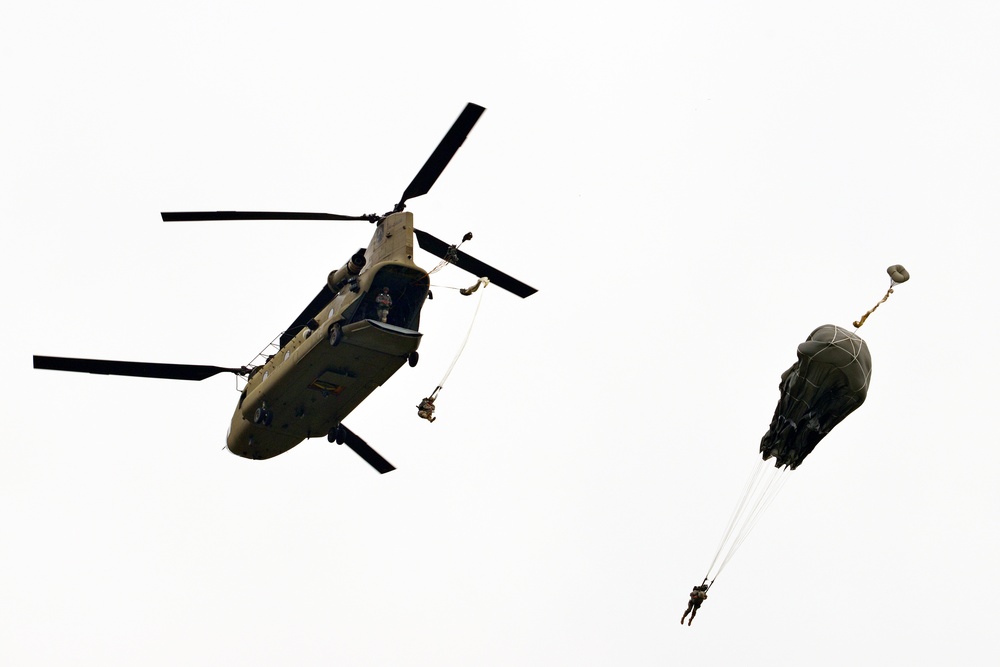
[227,211,429,459]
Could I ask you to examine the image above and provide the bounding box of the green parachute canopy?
[759,324,872,469]
[699,268,907,594]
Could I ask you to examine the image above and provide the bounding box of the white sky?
[3,2,998,665]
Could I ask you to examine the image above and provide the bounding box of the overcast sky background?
[3,2,998,665]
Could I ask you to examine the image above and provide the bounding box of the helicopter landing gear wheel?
[328,322,343,347]
[253,407,273,426]
[327,424,346,444]
[408,351,419,368]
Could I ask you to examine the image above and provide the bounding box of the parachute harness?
[416,277,490,422]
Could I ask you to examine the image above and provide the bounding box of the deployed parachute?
[759,324,871,470]
[760,263,909,470]
[692,265,909,599]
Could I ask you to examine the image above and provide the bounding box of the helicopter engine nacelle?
[327,248,367,292]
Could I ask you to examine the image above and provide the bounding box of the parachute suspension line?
[703,460,793,585]
[416,278,490,422]
[715,464,781,575]
[704,458,766,582]
[717,466,791,575]
[853,264,910,329]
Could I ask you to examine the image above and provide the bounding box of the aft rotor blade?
[33,356,246,381]
[339,424,396,474]
[395,103,485,211]
[161,211,377,222]
[413,228,537,298]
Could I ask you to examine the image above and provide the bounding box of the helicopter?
[33,102,535,474]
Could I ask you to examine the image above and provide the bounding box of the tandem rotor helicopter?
[34,103,535,474]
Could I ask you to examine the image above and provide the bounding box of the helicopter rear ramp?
[341,319,422,355]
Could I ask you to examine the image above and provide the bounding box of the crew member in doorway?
[375,287,392,323]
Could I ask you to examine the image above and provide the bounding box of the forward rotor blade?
[339,424,395,474]
[395,103,485,210]
[161,211,377,222]
[33,356,246,381]
[413,229,537,298]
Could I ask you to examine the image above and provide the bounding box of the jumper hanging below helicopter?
[34,103,536,474]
